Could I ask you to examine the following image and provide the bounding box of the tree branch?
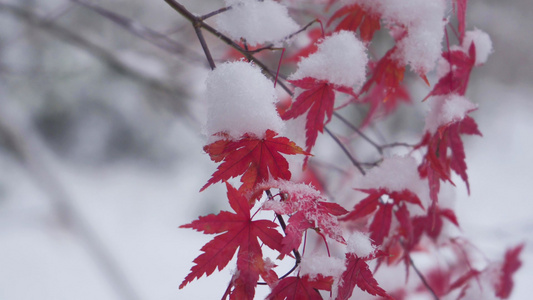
[162,0,294,95]
[0,2,195,121]
[324,126,366,175]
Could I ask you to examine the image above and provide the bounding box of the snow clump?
[347,231,375,257]
[289,30,368,88]
[345,0,446,75]
[204,61,284,140]
[425,94,477,134]
[299,255,345,279]
[356,156,426,195]
[462,29,493,66]
[216,0,300,46]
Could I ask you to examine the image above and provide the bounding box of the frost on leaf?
[179,183,284,299]
[201,130,309,192]
[262,180,348,254]
[216,0,299,46]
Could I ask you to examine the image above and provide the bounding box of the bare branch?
[0,97,142,300]
[162,0,294,95]
[0,2,197,125]
[324,126,366,175]
[71,0,206,64]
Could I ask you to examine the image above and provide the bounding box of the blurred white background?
[0,0,531,299]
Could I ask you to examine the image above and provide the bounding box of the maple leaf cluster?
[173,0,524,299]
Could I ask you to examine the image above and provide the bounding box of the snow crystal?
[204,61,284,140]
[424,94,477,134]
[215,0,300,46]
[463,29,493,66]
[299,255,346,279]
[356,156,424,194]
[289,30,368,88]
[346,231,375,257]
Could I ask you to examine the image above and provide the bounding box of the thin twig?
[333,112,383,155]
[0,2,195,121]
[193,25,216,70]
[380,142,416,149]
[200,6,232,20]
[407,253,440,300]
[255,190,301,285]
[323,126,366,175]
[163,0,294,95]
[71,0,205,64]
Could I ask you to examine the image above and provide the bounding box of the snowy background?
[0,0,531,299]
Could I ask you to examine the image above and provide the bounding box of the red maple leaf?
[453,0,469,42]
[336,252,392,300]
[282,78,356,153]
[494,244,525,299]
[412,204,460,242]
[201,130,308,192]
[424,43,476,100]
[267,274,333,300]
[341,188,423,246]
[179,183,284,299]
[376,203,461,281]
[358,80,410,128]
[262,181,348,254]
[417,115,481,202]
[361,48,406,99]
[327,4,381,42]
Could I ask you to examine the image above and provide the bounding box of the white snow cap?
[345,0,446,75]
[290,30,368,88]
[347,231,375,257]
[299,255,346,279]
[356,156,424,193]
[425,94,477,134]
[216,0,300,46]
[462,29,493,66]
[384,0,446,75]
[204,61,284,140]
